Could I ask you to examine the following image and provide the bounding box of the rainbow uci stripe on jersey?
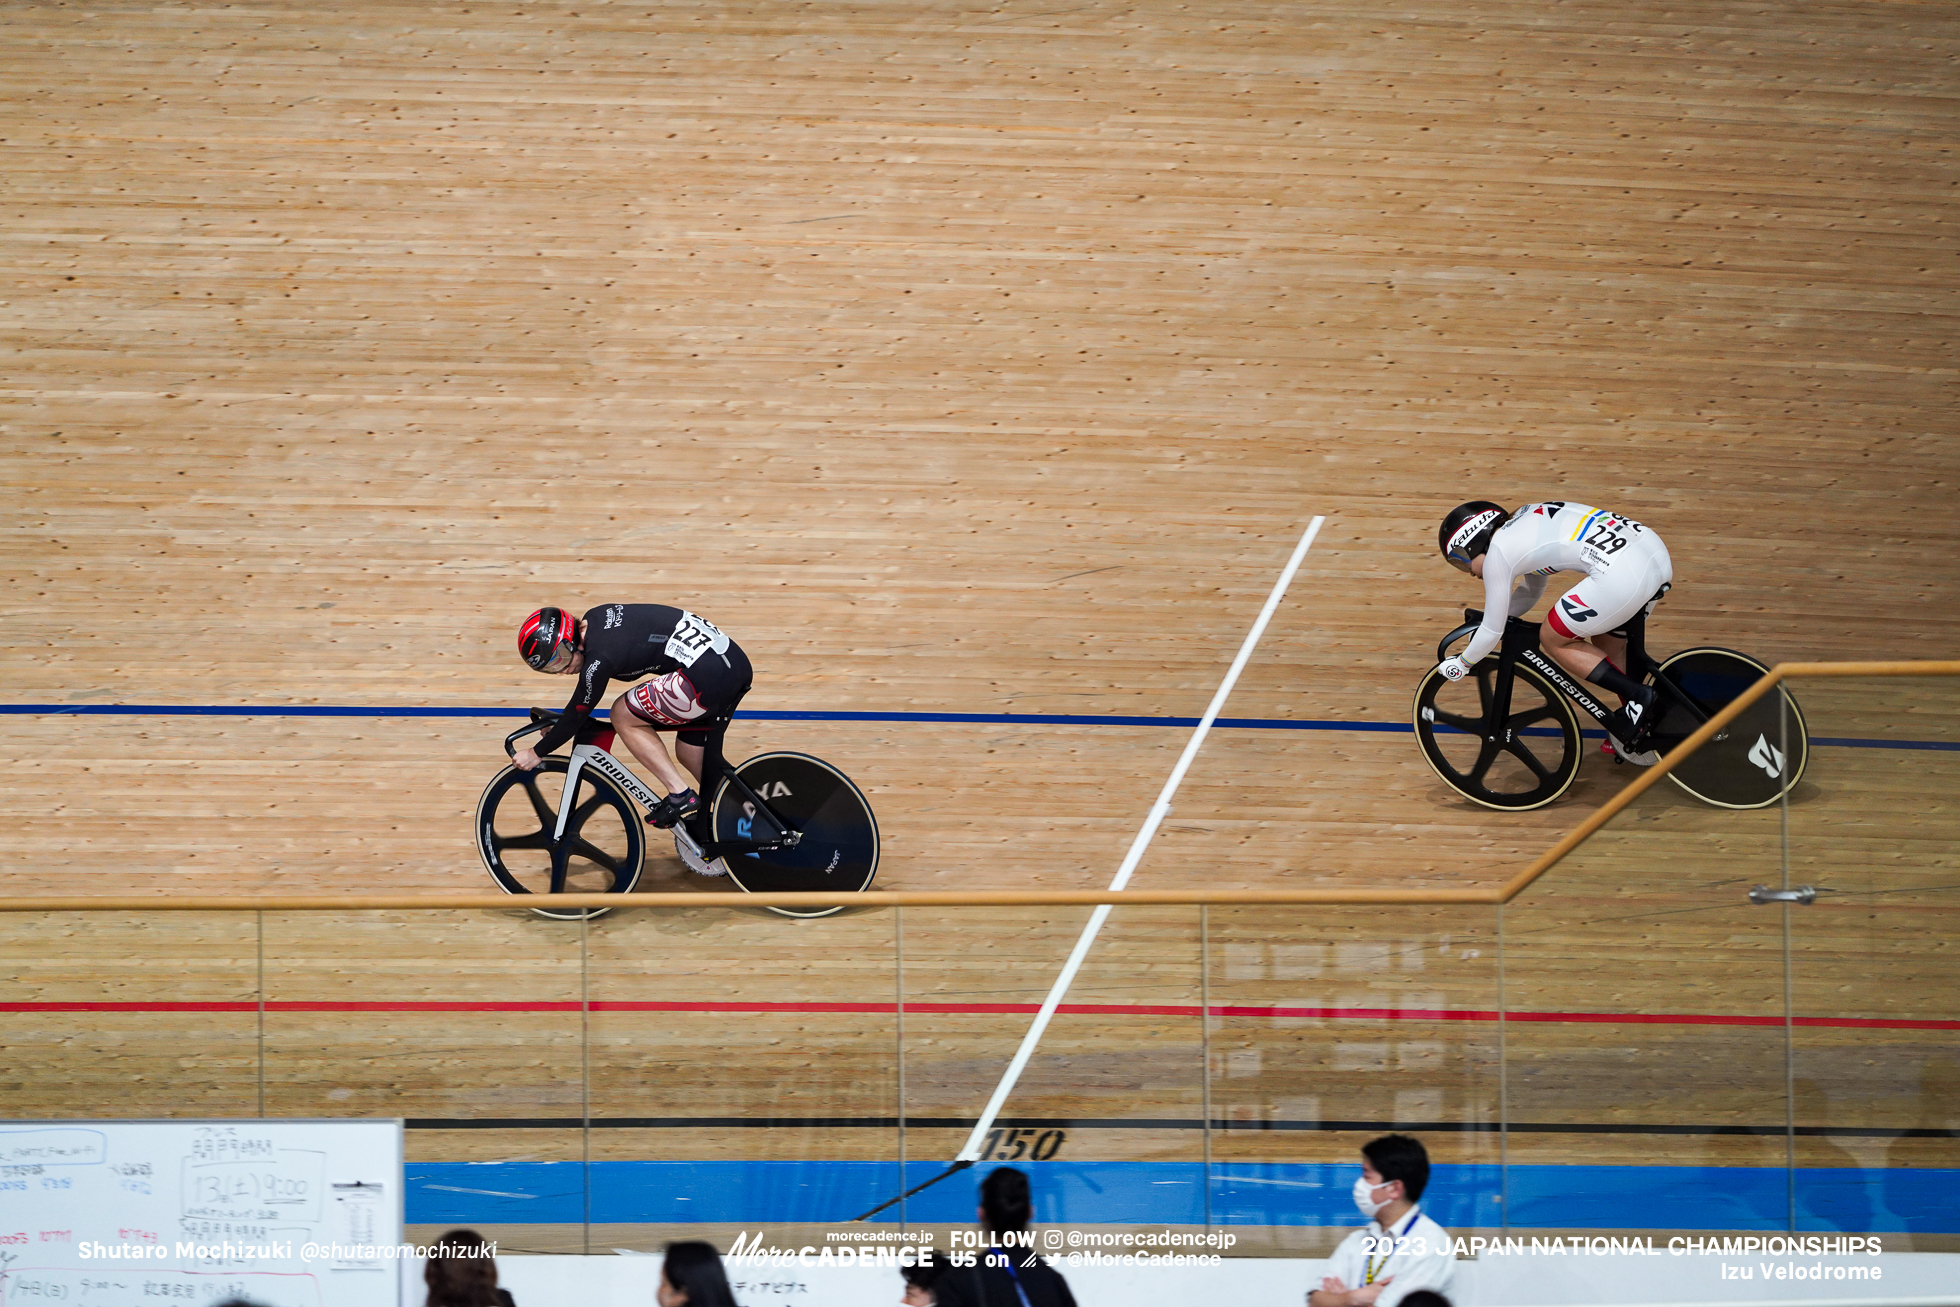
[1569,508,1607,542]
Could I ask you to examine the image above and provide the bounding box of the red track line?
[4,999,1956,1031]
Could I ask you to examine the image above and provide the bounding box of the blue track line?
[402,1158,1960,1232]
[0,704,1952,751]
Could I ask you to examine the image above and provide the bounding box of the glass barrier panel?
[259,909,589,1253]
[898,906,1204,1247]
[0,911,262,1118]
[1785,675,1960,1251]
[1502,767,1792,1242]
[584,901,900,1259]
[1206,904,1502,1257]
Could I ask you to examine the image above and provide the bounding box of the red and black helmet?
[518,607,582,672]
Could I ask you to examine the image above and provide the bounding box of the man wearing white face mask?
[1308,1135,1456,1307]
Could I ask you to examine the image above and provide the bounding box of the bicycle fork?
[547,744,649,894]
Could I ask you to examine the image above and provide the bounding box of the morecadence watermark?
[75,1239,497,1263]
[735,1230,1895,1280]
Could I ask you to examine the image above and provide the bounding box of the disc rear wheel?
[711,751,879,919]
[1650,648,1808,809]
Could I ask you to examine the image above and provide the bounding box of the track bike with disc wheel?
[475,708,879,919]
[1411,607,1807,811]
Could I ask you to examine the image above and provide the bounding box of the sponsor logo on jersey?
[633,672,705,725]
[604,605,624,629]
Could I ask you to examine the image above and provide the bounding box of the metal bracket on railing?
[1748,885,1817,905]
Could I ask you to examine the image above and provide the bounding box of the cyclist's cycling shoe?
[647,788,700,830]
[1603,685,1661,766]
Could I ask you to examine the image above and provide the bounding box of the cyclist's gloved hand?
[1436,656,1472,683]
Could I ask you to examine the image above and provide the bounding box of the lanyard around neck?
[1364,1209,1420,1285]
[999,1257,1035,1307]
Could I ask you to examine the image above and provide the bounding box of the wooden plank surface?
[2,0,1958,1253]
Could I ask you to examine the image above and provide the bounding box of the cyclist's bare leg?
[1592,632,1629,676]
[609,692,697,797]
[1547,633,1637,723]
[1544,629,1631,690]
[1542,625,1629,689]
[1552,627,1630,681]
[1542,625,1609,682]
[676,740,705,788]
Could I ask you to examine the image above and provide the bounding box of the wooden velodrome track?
[3,0,1958,1256]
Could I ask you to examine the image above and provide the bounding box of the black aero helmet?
[1439,501,1509,573]
[518,606,581,672]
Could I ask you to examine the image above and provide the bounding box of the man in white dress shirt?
[1309,1135,1457,1307]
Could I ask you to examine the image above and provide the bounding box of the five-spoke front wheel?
[1412,659,1583,810]
[476,757,646,920]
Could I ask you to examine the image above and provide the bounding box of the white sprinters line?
[955,517,1327,1163]
[420,1185,537,1198]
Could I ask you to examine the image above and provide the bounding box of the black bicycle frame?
[695,726,802,858]
[1448,608,1712,745]
[504,708,802,860]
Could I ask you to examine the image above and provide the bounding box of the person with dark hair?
[423,1228,514,1307]
[1398,1293,1453,1307]
[659,1240,739,1307]
[980,1166,1032,1234]
[1308,1135,1456,1307]
[935,1167,1076,1307]
[900,1250,953,1305]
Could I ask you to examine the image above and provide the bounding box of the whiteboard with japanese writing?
[0,1118,401,1307]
